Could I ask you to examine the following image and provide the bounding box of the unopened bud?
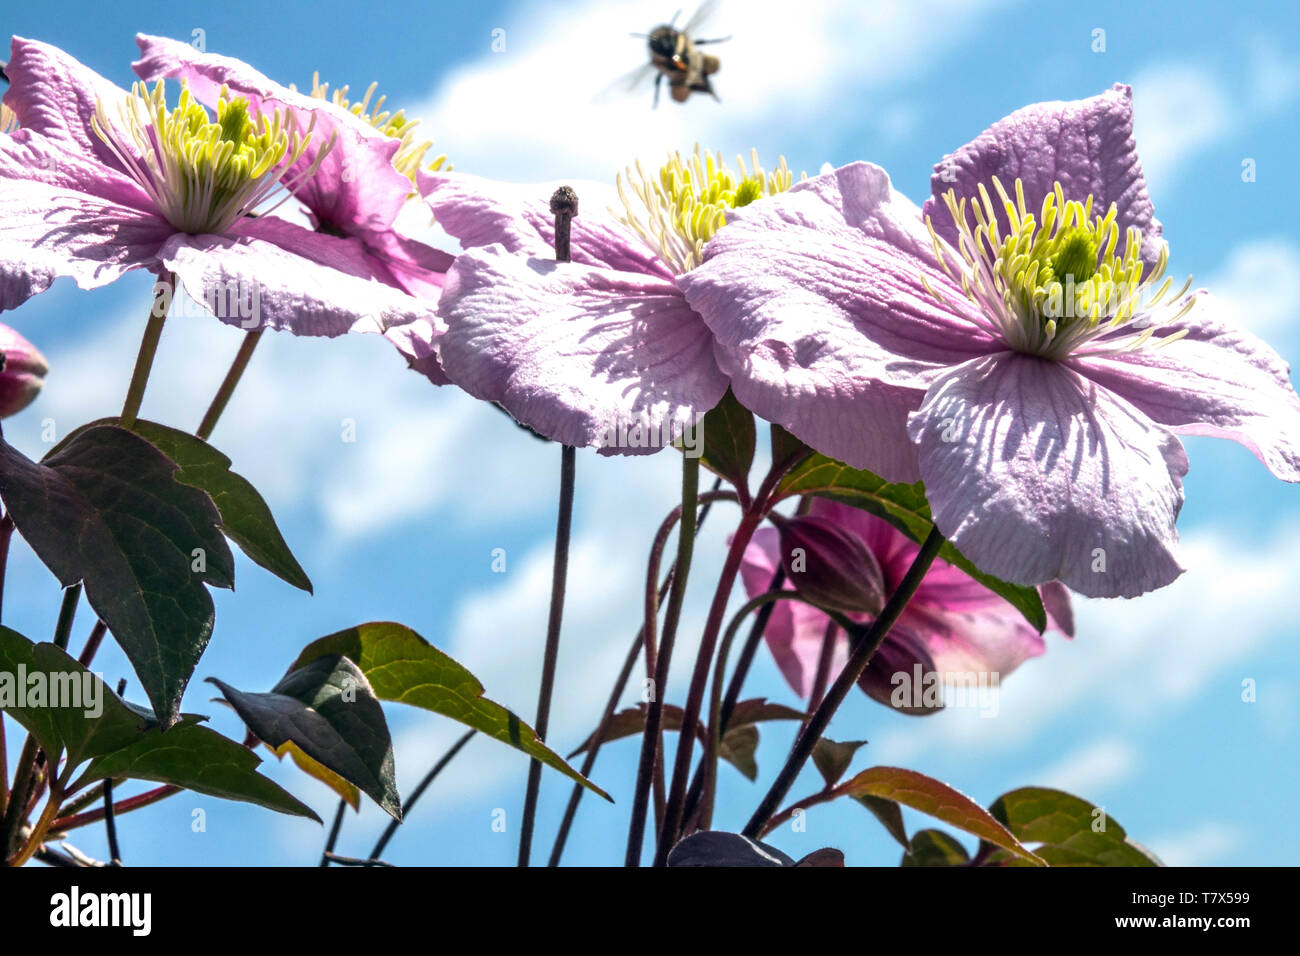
[0,324,47,419]
[773,514,886,615]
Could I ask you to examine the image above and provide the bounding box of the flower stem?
[0,511,15,623]
[196,329,264,441]
[319,799,347,868]
[548,481,730,867]
[370,729,476,862]
[51,583,82,650]
[625,452,700,866]
[517,443,576,867]
[120,275,174,429]
[740,526,945,839]
[652,456,797,865]
[51,784,177,832]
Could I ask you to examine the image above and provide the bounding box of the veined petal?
[0,134,170,311]
[924,84,1164,269]
[437,247,727,453]
[908,352,1188,598]
[680,162,998,480]
[133,33,413,236]
[160,215,437,337]
[4,37,134,171]
[1072,292,1300,481]
[424,171,672,278]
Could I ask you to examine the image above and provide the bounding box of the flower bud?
[0,324,48,419]
[773,514,886,615]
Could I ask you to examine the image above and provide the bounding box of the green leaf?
[769,424,813,474]
[121,420,311,593]
[857,793,910,849]
[691,388,755,491]
[268,740,361,812]
[718,724,759,781]
[902,829,970,866]
[811,737,868,788]
[0,633,203,768]
[834,766,1044,866]
[0,424,234,725]
[774,454,1046,631]
[289,622,610,802]
[988,787,1159,867]
[75,722,319,822]
[209,655,400,820]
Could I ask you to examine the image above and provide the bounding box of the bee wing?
[594,62,658,103]
[682,0,721,35]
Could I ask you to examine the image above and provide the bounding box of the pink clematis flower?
[418,150,790,452]
[740,499,1074,714]
[0,36,436,340]
[681,85,1300,597]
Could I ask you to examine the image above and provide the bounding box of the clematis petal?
[159,215,436,337]
[908,352,1188,598]
[1071,292,1300,482]
[424,171,672,278]
[738,527,848,698]
[437,247,728,453]
[680,162,998,480]
[132,34,413,237]
[360,228,454,301]
[0,134,170,311]
[384,316,450,386]
[924,84,1164,269]
[4,37,133,171]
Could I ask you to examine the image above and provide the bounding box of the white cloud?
[1030,738,1138,796]
[1132,37,1300,191]
[1203,238,1300,343]
[1149,821,1242,866]
[413,0,1012,183]
[1131,65,1233,188]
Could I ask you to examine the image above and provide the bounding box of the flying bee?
[628,2,731,107]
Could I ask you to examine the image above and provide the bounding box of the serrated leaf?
[289,622,610,801]
[774,454,1046,632]
[988,787,1158,867]
[75,722,319,822]
[0,424,234,725]
[120,419,311,593]
[834,766,1043,865]
[209,655,400,820]
[902,828,970,866]
[812,738,868,788]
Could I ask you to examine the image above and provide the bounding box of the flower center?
[0,103,18,135]
[301,73,449,184]
[615,146,795,274]
[91,80,330,235]
[923,177,1195,359]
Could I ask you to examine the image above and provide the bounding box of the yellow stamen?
[299,73,450,184]
[615,145,797,274]
[91,80,332,235]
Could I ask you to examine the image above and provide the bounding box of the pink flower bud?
[773,514,887,615]
[0,324,48,419]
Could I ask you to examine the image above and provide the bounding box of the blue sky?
[2,0,1297,866]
